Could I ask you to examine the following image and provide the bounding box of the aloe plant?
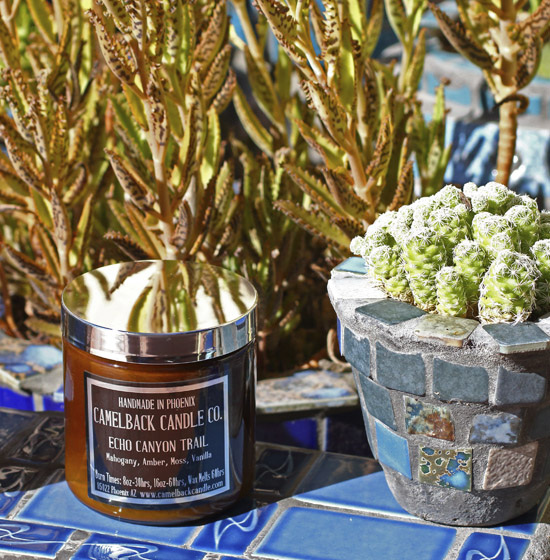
[90,0,241,262]
[231,0,451,257]
[0,0,110,339]
[429,0,550,185]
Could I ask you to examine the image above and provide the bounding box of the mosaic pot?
[328,258,550,527]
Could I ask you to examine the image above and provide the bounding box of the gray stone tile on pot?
[375,342,425,396]
[494,367,547,405]
[482,323,550,354]
[530,405,550,439]
[356,374,397,430]
[343,327,370,377]
[433,358,489,403]
[356,299,426,326]
[414,314,479,348]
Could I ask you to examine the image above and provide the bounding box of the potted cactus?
[329,182,550,526]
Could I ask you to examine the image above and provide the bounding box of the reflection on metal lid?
[62,260,257,364]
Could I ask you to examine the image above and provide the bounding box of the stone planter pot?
[328,257,550,527]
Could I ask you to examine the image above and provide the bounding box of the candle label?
[85,372,229,508]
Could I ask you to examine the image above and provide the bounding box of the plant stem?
[495,0,517,185]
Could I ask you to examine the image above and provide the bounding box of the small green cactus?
[453,240,490,303]
[436,267,468,318]
[351,182,549,322]
[479,251,539,323]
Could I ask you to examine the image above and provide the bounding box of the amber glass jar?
[62,261,257,524]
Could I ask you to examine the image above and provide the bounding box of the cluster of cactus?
[351,182,550,323]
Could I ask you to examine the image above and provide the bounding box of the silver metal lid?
[62,260,257,364]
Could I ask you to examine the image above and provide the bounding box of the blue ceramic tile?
[10,416,64,463]
[376,343,425,395]
[375,420,412,478]
[343,327,370,376]
[0,464,42,516]
[191,503,277,555]
[296,453,379,494]
[530,405,550,439]
[334,257,367,275]
[0,410,36,449]
[433,358,489,402]
[419,447,472,492]
[72,534,205,560]
[296,470,412,517]
[457,533,529,560]
[0,387,34,410]
[254,446,315,497]
[500,506,539,535]
[357,376,396,430]
[357,299,426,325]
[483,323,550,354]
[256,507,456,560]
[470,412,521,444]
[18,481,196,545]
[495,367,547,405]
[0,519,72,558]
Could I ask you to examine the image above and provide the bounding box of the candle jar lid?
[62,260,257,364]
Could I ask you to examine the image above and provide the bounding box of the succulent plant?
[429,2,550,185]
[352,181,549,323]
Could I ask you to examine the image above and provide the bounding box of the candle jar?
[62,260,257,524]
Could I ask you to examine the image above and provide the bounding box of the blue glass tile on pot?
[356,299,426,325]
[357,376,396,430]
[295,470,412,518]
[0,519,72,558]
[457,533,529,560]
[482,323,550,354]
[433,358,489,402]
[375,420,412,478]
[72,534,205,560]
[530,404,550,439]
[17,481,196,546]
[494,367,547,405]
[375,342,425,395]
[343,327,370,376]
[191,503,277,555]
[255,507,456,560]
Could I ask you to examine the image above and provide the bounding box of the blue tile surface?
[357,299,425,326]
[433,358,489,402]
[457,533,529,560]
[256,507,456,560]
[191,503,277,555]
[495,367,547,405]
[73,533,205,559]
[254,446,314,497]
[344,327,370,376]
[0,519,72,558]
[500,507,539,535]
[296,453,379,494]
[0,387,34,410]
[17,481,196,545]
[375,420,412,478]
[470,412,521,444]
[357,375,396,430]
[334,257,367,275]
[296,470,411,517]
[376,342,425,395]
